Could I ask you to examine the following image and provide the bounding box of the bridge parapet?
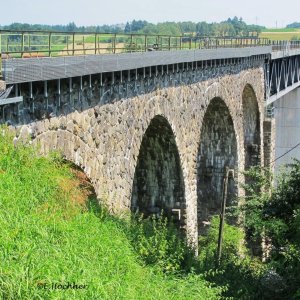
[0,30,270,59]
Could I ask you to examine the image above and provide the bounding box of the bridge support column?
[263,118,275,170]
[0,80,5,91]
[184,180,199,254]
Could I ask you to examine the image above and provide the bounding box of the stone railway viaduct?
[2,37,298,246]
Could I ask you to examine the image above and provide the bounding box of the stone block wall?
[263,118,276,170]
[13,61,266,247]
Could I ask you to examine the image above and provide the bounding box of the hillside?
[0,128,221,300]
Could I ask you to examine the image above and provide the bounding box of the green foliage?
[198,216,266,299]
[0,127,221,299]
[198,217,245,269]
[240,166,277,241]
[1,17,266,38]
[129,214,195,274]
[240,162,300,299]
[124,20,148,33]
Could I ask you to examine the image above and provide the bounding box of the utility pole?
[217,167,235,266]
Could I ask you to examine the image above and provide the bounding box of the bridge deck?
[2,46,271,84]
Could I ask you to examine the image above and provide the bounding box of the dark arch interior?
[197,98,238,231]
[131,115,185,227]
[242,85,261,171]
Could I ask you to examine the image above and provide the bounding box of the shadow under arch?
[242,84,261,171]
[131,115,185,228]
[197,97,238,232]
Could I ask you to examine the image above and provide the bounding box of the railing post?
[48,32,52,57]
[28,35,31,53]
[72,32,75,56]
[168,36,171,51]
[113,33,116,53]
[83,35,85,55]
[144,35,147,52]
[21,32,24,57]
[94,33,97,54]
[130,34,133,52]
[189,37,192,49]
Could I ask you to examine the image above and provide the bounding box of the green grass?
[0,128,221,300]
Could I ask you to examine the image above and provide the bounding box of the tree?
[66,22,77,32]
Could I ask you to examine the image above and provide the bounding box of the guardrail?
[0,30,271,57]
[270,40,300,52]
[1,30,300,79]
[0,31,271,79]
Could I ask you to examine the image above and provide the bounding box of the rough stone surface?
[264,118,276,171]
[11,62,266,247]
[0,80,6,91]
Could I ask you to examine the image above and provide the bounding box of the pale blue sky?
[1,0,299,28]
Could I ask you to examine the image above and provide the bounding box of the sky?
[1,0,299,28]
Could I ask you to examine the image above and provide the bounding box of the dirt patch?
[58,165,96,207]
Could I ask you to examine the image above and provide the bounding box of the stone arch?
[197,97,238,231]
[242,84,261,171]
[131,115,185,227]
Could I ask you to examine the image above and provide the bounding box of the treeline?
[0,17,265,37]
[287,22,300,28]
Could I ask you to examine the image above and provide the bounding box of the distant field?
[260,29,300,41]
[262,28,300,33]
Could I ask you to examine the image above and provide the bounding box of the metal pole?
[217,167,235,266]
[21,32,24,57]
[48,32,52,57]
[72,33,75,56]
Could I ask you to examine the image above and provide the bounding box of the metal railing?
[0,30,271,58]
[270,40,300,53]
[1,29,300,79]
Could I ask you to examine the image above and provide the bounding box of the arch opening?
[242,84,261,171]
[197,98,238,232]
[131,115,185,227]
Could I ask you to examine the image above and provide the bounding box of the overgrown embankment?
[0,128,221,300]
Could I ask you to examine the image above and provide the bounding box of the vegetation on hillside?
[0,128,222,299]
[1,125,300,299]
[240,164,300,299]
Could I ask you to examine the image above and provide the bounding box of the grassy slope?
[0,129,221,300]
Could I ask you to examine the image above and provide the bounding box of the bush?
[129,213,196,274]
